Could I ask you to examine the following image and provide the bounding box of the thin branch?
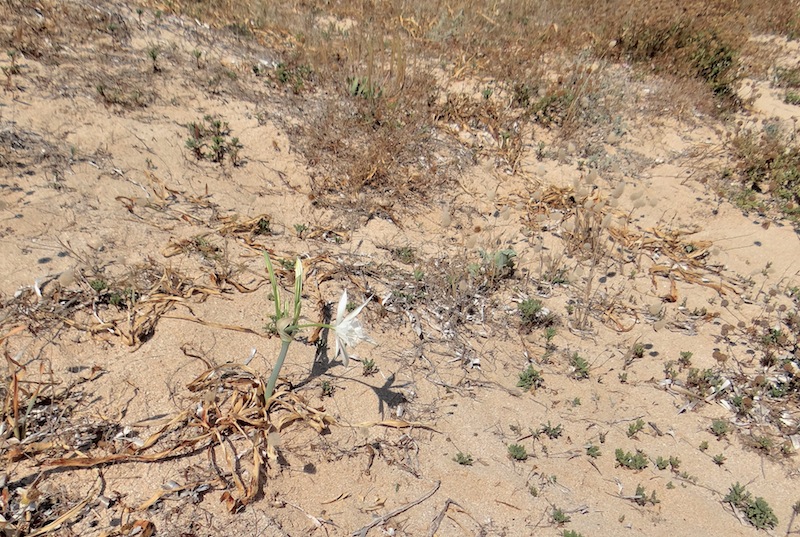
[351,481,440,537]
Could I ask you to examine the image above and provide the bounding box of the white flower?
[332,290,373,366]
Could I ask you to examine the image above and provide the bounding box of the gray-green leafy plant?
[362,358,377,376]
[294,223,309,237]
[507,443,528,460]
[655,455,680,471]
[453,452,473,465]
[517,365,544,391]
[552,507,571,524]
[540,421,563,439]
[710,418,730,438]
[634,484,659,506]
[320,380,334,397]
[570,353,590,379]
[724,482,778,529]
[392,246,416,264]
[544,327,557,347]
[615,448,648,470]
[627,418,645,438]
[348,75,382,100]
[519,298,557,328]
[479,248,517,279]
[753,435,774,453]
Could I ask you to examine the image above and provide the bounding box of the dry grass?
[123,0,799,213]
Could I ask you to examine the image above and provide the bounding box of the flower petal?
[335,290,348,326]
[343,296,372,323]
[339,338,350,367]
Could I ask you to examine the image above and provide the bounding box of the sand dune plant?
[262,253,372,400]
[627,418,645,438]
[569,352,590,379]
[711,418,731,438]
[519,298,557,329]
[453,452,474,465]
[615,448,648,470]
[507,443,528,461]
[633,484,660,506]
[551,507,571,524]
[724,482,778,530]
[263,253,305,400]
[517,365,544,391]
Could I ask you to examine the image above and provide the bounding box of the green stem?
[265,339,292,402]
[295,322,333,330]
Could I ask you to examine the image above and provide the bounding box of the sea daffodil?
[332,290,373,367]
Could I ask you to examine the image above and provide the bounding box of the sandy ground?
[1,2,799,536]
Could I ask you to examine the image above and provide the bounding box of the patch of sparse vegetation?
[655,455,680,471]
[362,358,377,376]
[627,418,645,438]
[552,507,571,525]
[724,482,778,530]
[517,365,544,391]
[508,444,528,461]
[273,62,313,94]
[633,484,660,506]
[751,435,774,454]
[686,367,722,397]
[569,353,590,379]
[185,115,243,165]
[615,448,648,470]
[730,122,800,223]
[321,380,334,397]
[453,452,474,466]
[392,246,416,264]
[5,1,800,535]
[95,78,153,108]
[519,298,557,329]
[774,66,800,89]
[710,418,731,438]
[147,45,161,72]
[540,421,563,439]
